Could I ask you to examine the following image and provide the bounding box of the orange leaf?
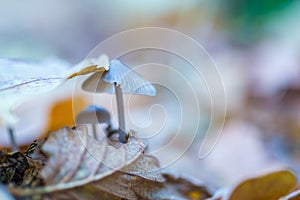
[230,170,297,200]
[45,97,86,133]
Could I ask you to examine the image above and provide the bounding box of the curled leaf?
[10,126,146,198]
[229,170,297,200]
[66,54,109,79]
[9,126,212,200]
[99,171,212,200]
[66,65,106,80]
[42,126,145,185]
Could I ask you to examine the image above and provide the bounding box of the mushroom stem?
[114,83,127,143]
[92,124,98,140]
[7,126,18,152]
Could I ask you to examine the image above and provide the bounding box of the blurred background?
[1,0,300,189]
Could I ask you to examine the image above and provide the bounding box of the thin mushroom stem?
[7,126,18,152]
[92,124,98,140]
[114,83,127,143]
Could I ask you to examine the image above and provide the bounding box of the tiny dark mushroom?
[82,59,156,143]
[7,127,18,152]
[76,105,112,139]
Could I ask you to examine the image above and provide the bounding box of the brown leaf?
[0,140,46,188]
[45,97,87,134]
[66,65,106,79]
[10,126,146,198]
[152,173,212,200]
[42,126,145,185]
[9,127,211,200]
[93,155,165,199]
[122,154,164,182]
[95,171,211,200]
[66,54,109,80]
[229,170,297,200]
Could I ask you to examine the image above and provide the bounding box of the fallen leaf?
[9,126,212,200]
[229,170,297,200]
[0,140,46,187]
[87,168,212,200]
[65,54,109,79]
[42,126,145,185]
[45,97,86,133]
[0,57,70,125]
[151,173,212,200]
[0,55,108,126]
[9,126,146,199]
[122,154,164,182]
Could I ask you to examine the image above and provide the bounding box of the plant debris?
[1,126,211,200]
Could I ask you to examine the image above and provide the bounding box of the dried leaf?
[45,97,86,133]
[42,127,144,185]
[0,140,46,187]
[66,65,105,79]
[0,58,70,125]
[229,170,297,200]
[66,54,109,79]
[151,173,212,200]
[97,171,212,200]
[122,154,164,182]
[10,126,146,198]
[0,55,108,126]
[9,127,212,200]
[92,158,163,199]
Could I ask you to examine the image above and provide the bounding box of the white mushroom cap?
[82,60,156,96]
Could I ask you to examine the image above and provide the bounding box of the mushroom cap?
[75,105,111,125]
[82,60,156,96]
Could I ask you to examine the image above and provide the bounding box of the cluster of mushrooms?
[71,55,156,143]
[2,55,156,150]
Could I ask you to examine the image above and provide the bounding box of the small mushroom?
[76,105,112,139]
[82,59,156,143]
[7,127,18,152]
